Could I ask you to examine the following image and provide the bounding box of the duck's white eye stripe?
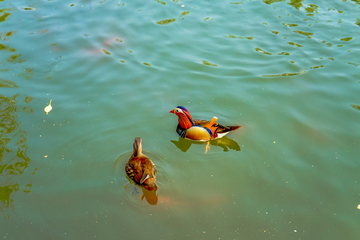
[176,108,183,113]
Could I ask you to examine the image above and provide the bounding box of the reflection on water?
[125,180,158,205]
[0,184,18,215]
[0,8,11,23]
[0,0,358,237]
[351,104,360,111]
[170,136,241,152]
[0,31,15,41]
[250,0,359,78]
[0,94,33,218]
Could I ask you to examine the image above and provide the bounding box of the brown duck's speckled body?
[125,138,157,191]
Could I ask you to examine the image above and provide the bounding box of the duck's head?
[169,106,194,129]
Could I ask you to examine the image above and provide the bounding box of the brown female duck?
[125,137,157,191]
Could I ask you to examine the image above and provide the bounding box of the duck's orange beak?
[169,109,175,114]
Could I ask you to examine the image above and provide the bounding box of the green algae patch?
[351,104,360,111]
[305,4,318,13]
[347,62,359,67]
[25,96,33,103]
[0,44,16,52]
[102,49,111,55]
[6,54,26,63]
[356,18,360,27]
[224,35,254,40]
[155,0,166,5]
[262,70,306,77]
[340,37,352,41]
[203,60,217,67]
[288,42,303,47]
[180,11,190,17]
[0,31,16,41]
[321,41,333,47]
[287,0,302,10]
[263,0,286,4]
[156,18,176,25]
[277,52,290,55]
[0,79,19,88]
[0,10,11,22]
[255,48,272,55]
[310,65,324,69]
[283,23,298,27]
[293,30,313,38]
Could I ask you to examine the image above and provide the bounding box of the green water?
[1,0,360,239]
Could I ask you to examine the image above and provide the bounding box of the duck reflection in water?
[171,136,241,152]
[125,137,158,205]
[125,179,158,205]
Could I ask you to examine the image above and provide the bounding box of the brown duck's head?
[133,137,142,157]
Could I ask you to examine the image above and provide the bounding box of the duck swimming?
[125,137,157,191]
[169,106,240,152]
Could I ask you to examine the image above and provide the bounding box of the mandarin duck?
[125,137,158,191]
[169,106,241,152]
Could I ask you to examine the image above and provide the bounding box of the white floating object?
[181,5,185,7]
[44,99,52,115]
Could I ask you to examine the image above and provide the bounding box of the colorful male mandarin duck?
[169,106,240,152]
[125,137,158,191]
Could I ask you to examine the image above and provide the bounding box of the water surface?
[1,0,360,239]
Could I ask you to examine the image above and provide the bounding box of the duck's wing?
[193,119,213,127]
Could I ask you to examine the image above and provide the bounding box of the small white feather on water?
[44,99,52,115]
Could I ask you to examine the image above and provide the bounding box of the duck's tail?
[227,125,241,132]
[215,125,241,139]
[133,137,142,157]
[216,125,241,134]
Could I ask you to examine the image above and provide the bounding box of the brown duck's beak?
[140,173,150,184]
[169,109,175,114]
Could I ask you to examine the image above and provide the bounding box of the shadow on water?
[0,94,34,218]
[170,136,241,152]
